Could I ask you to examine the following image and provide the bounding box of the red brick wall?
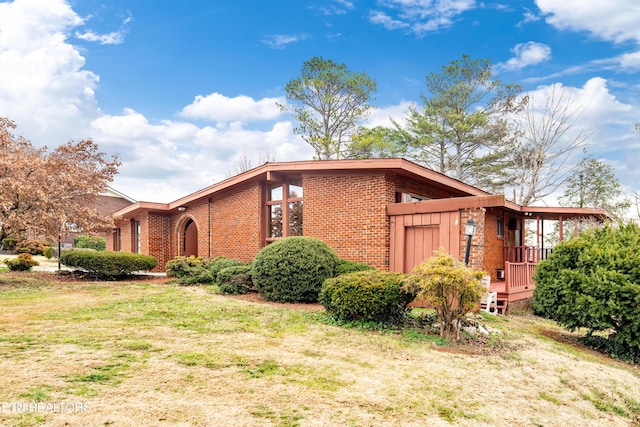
[93,194,134,216]
[303,173,395,270]
[459,208,485,271]
[116,171,482,272]
[209,184,262,262]
[163,183,262,267]
[483,208,505,281]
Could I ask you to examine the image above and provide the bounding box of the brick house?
[60,187,136,247]
[107,158,609,311]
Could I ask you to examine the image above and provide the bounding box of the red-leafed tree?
[0,117,120,241]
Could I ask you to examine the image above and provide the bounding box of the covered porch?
[387,195,612,313]
[488,207,612,313]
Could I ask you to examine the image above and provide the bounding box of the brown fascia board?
[387,194,507,215]
[166,158,491,208]
[386,193,614,221]
[520,206,614,221]
[111,158,492,218]
[111,202,170,219]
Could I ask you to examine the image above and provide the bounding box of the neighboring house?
[107,158,610,311]
[60,187,136,247]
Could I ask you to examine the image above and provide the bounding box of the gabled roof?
[111,158,491,218]
[110,158,613,221]
[101,186,137,203]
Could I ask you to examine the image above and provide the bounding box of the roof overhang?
[386,194,614,221]
[111,158,490,219]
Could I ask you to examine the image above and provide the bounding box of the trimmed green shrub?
[217,265,254,295]
[74,235,106,251]
[334,259,374,276]
[252,236,338,303]
[533,222,640,362]
[43,246,56,259]
[207,257,244,280]
[61,250,157,279]
[1,237,18,251]
[320,270,415,322]
[15,240,46,255]
[165,256,215,285]
[165,256,207,278]
[3,253,39,271]
[176,268,214,285]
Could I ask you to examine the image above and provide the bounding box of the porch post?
[558,215,564,242]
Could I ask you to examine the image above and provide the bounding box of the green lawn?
[0,271,638,426]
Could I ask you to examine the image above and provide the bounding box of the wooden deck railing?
[504,246,552,264]
[504,261,536,293]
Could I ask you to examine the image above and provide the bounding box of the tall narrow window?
[267,184,283,239]
[496,218,504,238]
[287,178,303,236]
[116,228,121,251]
[266,178,303,241]
[135,220,141,253]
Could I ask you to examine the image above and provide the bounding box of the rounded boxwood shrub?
[3,253,39,271]
[43,246,56,259]
[207,257,245,281]
[334,259,374,276]
[252,237,338,303]
[61,250,157,279]
[217,265,254,295]
[320,270,416,322]
[165,256,207,278]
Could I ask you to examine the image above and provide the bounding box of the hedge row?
[60,250,157,279]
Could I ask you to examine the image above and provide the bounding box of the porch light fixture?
[464,217,476,266]
[177,206,187,212]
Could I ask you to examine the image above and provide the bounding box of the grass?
[0,272,639,426]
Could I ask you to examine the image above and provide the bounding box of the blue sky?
[0,0,639,204]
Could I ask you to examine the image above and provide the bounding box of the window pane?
[288,201,303,236]
[269,204,283,238]
[288,179,303,198]
[268,184,283,201]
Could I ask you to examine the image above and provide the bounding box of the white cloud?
[0,0,312,203]
[91,110,311,202]
[364,101,415,128]
[317,0,355,16]
[368,11,410,30]
[369,0,476,35]
[536,0,640,45]
[535,0,640,73]
[517,7,540,26]
[75,30,125,45]
[523,78,640,201]
[0,0,98,146]
[616,51,640,70]
[178,93,285,123]
[499,42,552,71]
[261,33,308,49]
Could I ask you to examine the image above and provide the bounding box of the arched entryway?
[183,218,198,257]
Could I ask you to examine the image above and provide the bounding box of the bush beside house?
[252,236,338,303]
[61,250,157,279]
[406,250,486,341]
[533,222,640,362]
[320,270,415,322]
